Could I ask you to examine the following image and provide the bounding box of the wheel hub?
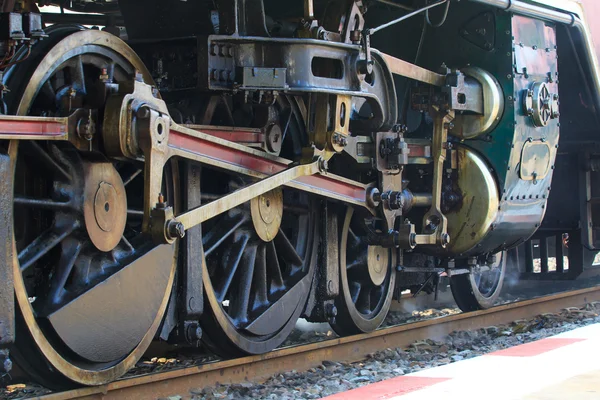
[251,188,283,242]
[367,245,388,286]
[83,161,127,252]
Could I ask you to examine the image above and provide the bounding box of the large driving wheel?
[330,206,396,335]
[193,95,319,357]
[1,29,177,388]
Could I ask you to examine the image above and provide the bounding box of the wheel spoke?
[24,142,72,182]
[347,227,362,251]
[280,109,293,143]
[200,193,222,202]
[274,228,303,266]
[70,56,86,94]
[251,244,268,310]
[120,235,135,254]
[282,204,309,215]
[41,80,56,101]
[19,222,78,273]
[372,285,384,304]
[266,240,284,290]
[228,244,257,324]
[350,281,361,304]
[119,165,142,187]
[14,197,71,211]
[106,62,116,81]
[47,237,82,304]
[127,209,144,219]
[356,285,372,313]
[214,235,249,302]
[347,257,366,270]
[221,95,236,125]
[203,215,248,256]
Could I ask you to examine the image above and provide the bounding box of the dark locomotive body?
[0,0,598,388]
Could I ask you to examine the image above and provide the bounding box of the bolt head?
[318,158,329,172]
[409,233,417,248]
[1,357,12,373]
[137,107,150,119]
[325,303,338,318]
[441,233,450,247]
[168,221,186,240]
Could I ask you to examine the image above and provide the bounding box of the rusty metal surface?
[39,286,600,400]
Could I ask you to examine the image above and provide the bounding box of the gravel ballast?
[189,303,600,400]
[2,300,599,400]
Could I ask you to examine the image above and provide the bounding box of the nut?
[265,124,282,153]
[167,221,186,240]
[0,351,12,373]
[325,303,338,318]
[440,233,451,247]
[77,114,96,141]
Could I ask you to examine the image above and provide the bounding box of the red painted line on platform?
[488,338,586,357]
[321,376,451,400]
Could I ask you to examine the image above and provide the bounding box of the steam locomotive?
[0,0,598,388]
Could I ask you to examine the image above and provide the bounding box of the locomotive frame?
[0,0,598,388]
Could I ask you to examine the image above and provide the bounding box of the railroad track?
[32,286,600,400]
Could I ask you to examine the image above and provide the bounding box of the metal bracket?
[416,110,454,247]
[0,150,14,347]
[309,93,352,153]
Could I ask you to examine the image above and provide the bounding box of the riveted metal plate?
[513,16,558,78]
[520,140,551,181]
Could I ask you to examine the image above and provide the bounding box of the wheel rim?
[196,95,317,356]
[3,30,177,386]
[451,252,506,311]
[332,206,396,335]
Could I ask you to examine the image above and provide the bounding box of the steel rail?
[37,286,600,400]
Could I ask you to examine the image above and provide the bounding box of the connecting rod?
[175,160,323,231]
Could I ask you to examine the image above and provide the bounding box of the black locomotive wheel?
[450,252,506,312]
[193,95,318,357]
[330,206,396,335]
[1,29,178,388]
